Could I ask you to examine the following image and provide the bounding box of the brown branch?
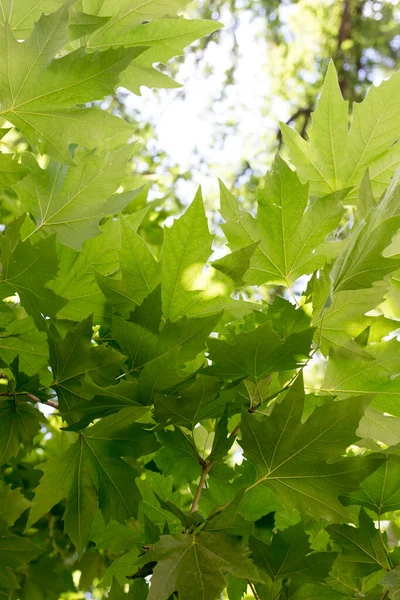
[380,590,389,600]
[247,580,260,600]
[277,107,312,145]
[0,390,58,409]
[27,393,59,410]
[190,461,214,514]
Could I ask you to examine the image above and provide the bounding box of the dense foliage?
[1,2,400,599]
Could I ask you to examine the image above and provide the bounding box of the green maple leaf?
[136,471,183,529]
[84,0,190,49]
[51,217,121,323]
[341,452,400,516]
[88,17,222,93]
[154,375,227,428]
[219,156,345,287]
[249,523,336,586]
[381,568,400,600]
[327,509,390,578]
[281,61,400,199]
[239,375,381,522]
[0,317,49,379]
[0,484,30,528]
[321,339,400,418]
[0,0,66,39]
[48,317,125,415]
[357,407,400,447]
[0,396,44,466]
[311,282,388,358]
[0,223,65,325]
[207,321,313,381]
[60,379,144,430]
[112,302,221,398]
[89,512,141,555]
[68,7,110,41]
[15,147,139,250]
[27,407,155,554]
[0,530,42,590]
[161,188,214,321]
[330,172,400,292]
[155,428,200,486]
[0,153,31,190]
[97,213,160,310]
[0,5,140,163]
[139,531,261,600]
[160,188,258,322]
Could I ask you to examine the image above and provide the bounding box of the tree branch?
[380,590,389,600]
[27,393,59,409]
[190,461,214,514]
[277,107,312,146]
[247,579,260,600]
[0,390,58,409]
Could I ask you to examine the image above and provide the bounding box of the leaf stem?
[380,590,389,600]
[247,579,260,600]
[190,461,214,514]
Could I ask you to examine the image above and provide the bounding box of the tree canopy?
[1,1,400,600]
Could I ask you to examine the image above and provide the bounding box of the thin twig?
[190,461,214,514]
[247,579,260,600]
[380,590,389,600]
[0,390,58,409]
[27,393,59,409]
[229,421,241,439]
[229,377,299,438]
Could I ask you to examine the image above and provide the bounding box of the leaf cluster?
[1,3,400,600]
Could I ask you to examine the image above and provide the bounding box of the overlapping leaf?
[138,531,261,600]
[281,61,400,199]
[0,6,138,163]
[27,407,158,554]
[220,155,345,287]
[238,375,381,521]
[15,147,138,250]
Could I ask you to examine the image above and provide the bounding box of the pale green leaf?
[219,156,344,286]
[15,147,138,250]
[0,7,138,163]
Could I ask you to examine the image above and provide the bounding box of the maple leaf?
[238,375,382,522]
[97,213,160,310]
[0,6,140,163]
[0,397,44,466]
[47,316,125,416]
[321,339,400,418]
[87,16,223,93]
[219,155,345,287]
[0,219,65,325]
[138,531,261,600]
[0,485,41,589]
[249,523,336,587]
[341,451,400,516]
[281,61,400,199]
[15,147,139,250]
[0,317,49,380]
[330,171,400,292]
[0,0,66,39]
[27,407,157,554]
[207,321,313,381]
[51,217,121,323]
[327,509,391,579]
